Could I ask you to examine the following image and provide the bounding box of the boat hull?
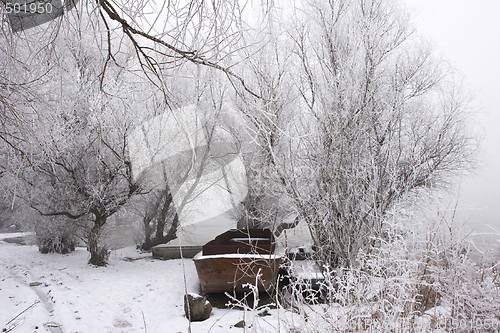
[193,252,282,293]
[151,245,202,259]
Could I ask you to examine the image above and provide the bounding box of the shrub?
[35,216,78,254]
[278,209,500,333]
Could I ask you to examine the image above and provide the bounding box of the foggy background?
[405,0,500,248]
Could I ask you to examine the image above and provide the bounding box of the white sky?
[404,0,500,235]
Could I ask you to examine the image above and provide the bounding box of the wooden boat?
[193,229,283,294]
[151,244,202,259]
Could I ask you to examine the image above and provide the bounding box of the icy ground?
[0,234,295,333]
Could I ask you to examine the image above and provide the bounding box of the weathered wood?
[202,229,274,256]
[194,229,282,293]
[194,253,282,293]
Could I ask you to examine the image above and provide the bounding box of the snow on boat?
[193,229,283,294]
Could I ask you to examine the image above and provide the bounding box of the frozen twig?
[3,300,41,332]
[142,310,147,333]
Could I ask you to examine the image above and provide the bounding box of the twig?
[4,300,41,331]
[142,310,147,333]
[178,237,191,333]
[206,311,231,333]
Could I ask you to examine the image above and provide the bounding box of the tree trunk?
[87,214,109,266]
[141,213,179,251]
[140,188,179,251]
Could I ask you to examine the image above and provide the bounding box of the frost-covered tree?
[134,68,247,250]
[0,14,155,265]
[1,0,258,99]
[233,0,476,268]
[277,0,477,268]
[228,2,298,234]
[1,1,250,263]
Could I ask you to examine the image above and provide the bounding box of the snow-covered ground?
[0,234,297,333]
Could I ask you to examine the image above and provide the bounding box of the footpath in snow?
[0,236,294,333]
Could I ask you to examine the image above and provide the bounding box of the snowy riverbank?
[0,238,296,333]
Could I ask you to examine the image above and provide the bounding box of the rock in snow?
[183,293,212,321]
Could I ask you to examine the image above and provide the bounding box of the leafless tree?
[1,16,154,265]
[228,1,299,235]
[2,3,249,262]
[126,64,247,250]
[234,0,477,269]
[138,187,179,251]
[277,0,477,268]
[1,0,260,100]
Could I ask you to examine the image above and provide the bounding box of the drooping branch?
[96,0,262,99]
[30,205,87,220]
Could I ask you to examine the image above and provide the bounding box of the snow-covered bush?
[426,242,500,327]
[0,201,24,231]
[35,216,79,254]
[279,209,500,332]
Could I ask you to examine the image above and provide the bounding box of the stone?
[257,308,271,317]
[234,320,245,328]
[184,293,212,322]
